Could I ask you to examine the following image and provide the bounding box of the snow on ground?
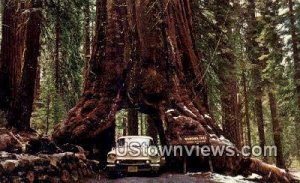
[187,172,260,183]
[83,172,261,183]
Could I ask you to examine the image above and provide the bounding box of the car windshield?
[117,137,154,147]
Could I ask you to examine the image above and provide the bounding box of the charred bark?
[7,0,43,131]
[53,0,293,181]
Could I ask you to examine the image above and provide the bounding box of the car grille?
[119,160,147,165]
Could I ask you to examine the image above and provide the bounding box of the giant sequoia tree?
[53,0,293,181]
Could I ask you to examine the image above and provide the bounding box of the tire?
[149,170,160,177]
[108,171,120,179]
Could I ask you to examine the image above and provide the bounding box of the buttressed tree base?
[53,0,293,182]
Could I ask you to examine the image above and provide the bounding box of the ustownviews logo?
[114,141,277,158]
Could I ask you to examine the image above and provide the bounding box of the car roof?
[117,136,153,140]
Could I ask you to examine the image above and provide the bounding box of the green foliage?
[31,0,96,134]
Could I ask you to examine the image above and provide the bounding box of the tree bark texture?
[7,0,43,131]
[0,0,27,112]
[53,0,293,181]
[268,92,285,169]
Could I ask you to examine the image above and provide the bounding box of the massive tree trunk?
[245,0,267,162]
[53,0,293,181]
[7,0,43,131]
[268,92,285,169]
[288,0,300,156]
[0,0,26,113]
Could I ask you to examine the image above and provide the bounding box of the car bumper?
[107,163,160,172]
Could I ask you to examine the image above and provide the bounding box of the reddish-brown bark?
[53,0,293,181]
[0,0,26,112]
[268,92,285,169]
[7,0,43,131]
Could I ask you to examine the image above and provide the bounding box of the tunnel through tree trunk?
[53,0,293,181]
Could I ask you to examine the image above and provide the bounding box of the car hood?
[108,146,159,158]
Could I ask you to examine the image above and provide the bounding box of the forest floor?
[82,172,261,183]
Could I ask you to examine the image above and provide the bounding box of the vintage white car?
[106,136,165,176]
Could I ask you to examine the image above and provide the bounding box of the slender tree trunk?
[242,72,251,147]
[46,93,50,135]
[7,0,43,131]
[246,0,267,162]
[83,1,91,84]
[127,108,138,135]
[288,0,300,156]
[268,92,286,169]
[54,1,61,93]
[214,0,241,149]
[122,116,127,136]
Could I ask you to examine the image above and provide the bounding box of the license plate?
[127,166,138,172]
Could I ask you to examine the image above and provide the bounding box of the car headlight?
[107,154,116,161]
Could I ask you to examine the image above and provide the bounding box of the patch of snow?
[207,125,212,130]
[187,172,260,183]
[166,109,175,113]
[204,114,211,119]
[209,134,218,139]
